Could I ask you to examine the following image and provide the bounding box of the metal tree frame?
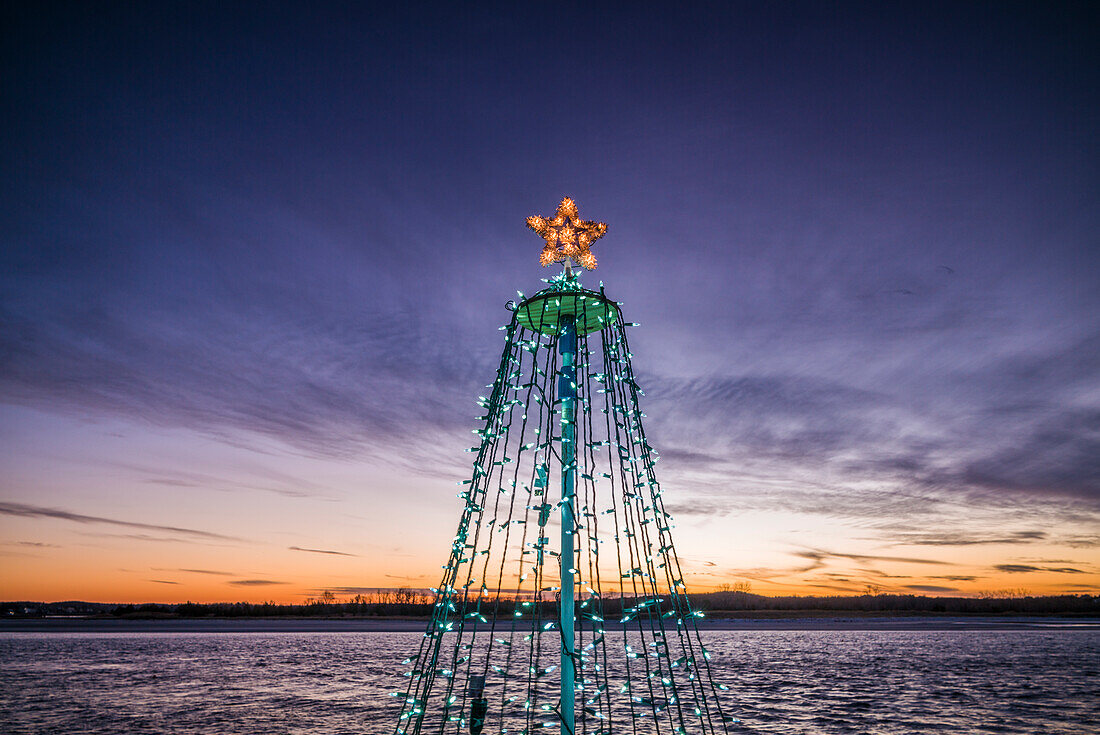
[392,271,732,735]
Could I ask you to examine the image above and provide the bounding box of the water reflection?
[1,630,1097,734]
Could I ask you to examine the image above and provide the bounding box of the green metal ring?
[515,288,620,336]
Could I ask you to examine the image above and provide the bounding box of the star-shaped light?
[525,197,607,270]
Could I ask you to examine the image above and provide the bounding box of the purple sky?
[1,2,1097,600]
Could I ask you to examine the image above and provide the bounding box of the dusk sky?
[2,2,1097,603]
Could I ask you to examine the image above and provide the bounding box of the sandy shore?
[2,616,1097,633]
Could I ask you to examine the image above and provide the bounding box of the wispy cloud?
[795,549,952,567]
[227,579,287,587]
[661,498,739,518]
[964,405,1100,500]
[930,575,980,582]
[644,356,1100,519]
[288,545,357,557]
[888,530,1047,547]
[78,532,207,544]
[0,501,243,541]
[0,285,483,468]
[95,460,340,501]
[904,584,958,593]
[1062,536,1100,548]
[149,579,180,585]
[993,564,1087,574]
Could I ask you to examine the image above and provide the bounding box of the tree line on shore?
[4,589,1097,619]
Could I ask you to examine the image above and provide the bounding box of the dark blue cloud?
[964,409,1100,498]
[1,2,1097,537]
[645,358,1100,517]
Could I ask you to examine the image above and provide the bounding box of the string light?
[526,196,607,270]
[392,215,732,735]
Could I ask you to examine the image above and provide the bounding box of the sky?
[1,2,1097,603]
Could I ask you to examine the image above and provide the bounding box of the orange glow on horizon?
[4,540,1095,604]
[2,409,1096,606]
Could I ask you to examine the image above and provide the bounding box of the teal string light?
[391,269,733,734]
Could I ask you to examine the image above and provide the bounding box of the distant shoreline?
[3,615,1097,633]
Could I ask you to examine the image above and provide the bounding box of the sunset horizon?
[0,3,1095,601]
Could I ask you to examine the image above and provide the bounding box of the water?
[1,630,1098,734]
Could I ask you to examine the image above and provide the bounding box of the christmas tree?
[392,198,732,735]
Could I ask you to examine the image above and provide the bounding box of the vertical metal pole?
[558,313,577,735]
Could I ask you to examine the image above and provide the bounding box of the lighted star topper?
[525,196,607,270]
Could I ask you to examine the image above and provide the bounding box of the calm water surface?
[1,630,1098,734]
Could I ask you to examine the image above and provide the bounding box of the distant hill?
[3,592,1098,620]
